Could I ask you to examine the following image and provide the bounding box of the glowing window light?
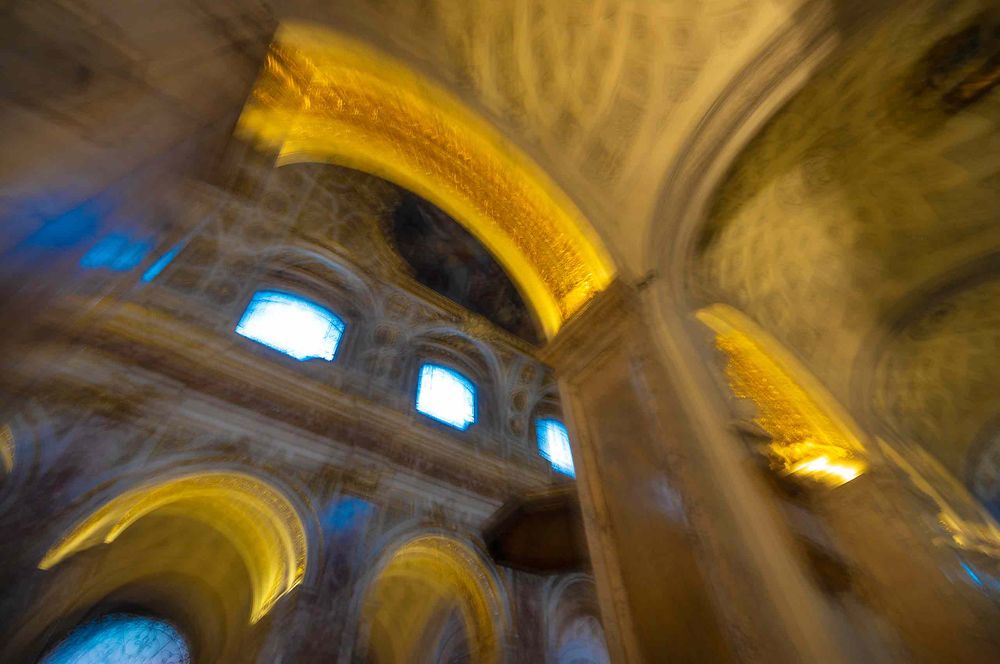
[41,614,190,664]
[236,291,345,361]
[537,418,575,477]
[141,241,185,283]
[80,233,153,271]
[787,454,864,487]
[415,364,476,430]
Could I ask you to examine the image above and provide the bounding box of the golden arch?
[39,472,308,623]
[696,304,868,487]
[237,23,615,339]
[361,535,505,664]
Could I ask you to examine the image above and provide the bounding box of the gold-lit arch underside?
[236,23,615,339]
[364,535,503,664]
[39,472,307,623]
[696,304,867,487]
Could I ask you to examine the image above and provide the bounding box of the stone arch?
[236,22,615,340]
[695,303,868,487]
[38,470,310,625]
[529,383,565,435]
[357,533,507,664]
[848,259,1000,538]
[261,244,379,318]
[544,574,608,664]
[1,461,319,663]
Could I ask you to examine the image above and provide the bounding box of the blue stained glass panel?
[141,242,185,282]
[415,364,477,430]
[41,614,191,664]
[235,290,345,361]
[537,418,576,477]
[79,234,153,271]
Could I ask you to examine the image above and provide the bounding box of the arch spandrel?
[38,472,308,624]
[236,22,616,340]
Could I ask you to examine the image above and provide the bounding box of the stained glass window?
[537,418,575,477]
[80,233,153,271]
[415,364,477,430]
[236,290,345,361]
[41,614,191,664]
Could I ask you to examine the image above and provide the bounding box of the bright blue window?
[41,613,190,664]
[537,418,575,477]
[236,290,345,361]
[80,233,153,271]
[416,364,477,430]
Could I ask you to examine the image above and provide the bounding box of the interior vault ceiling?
[695,0,1000,478]
[3,0,824,274]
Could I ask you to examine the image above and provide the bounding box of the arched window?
[537,418,575,477]
[416,363,477,430]
[41,613,191,664]
[235,290,345,361]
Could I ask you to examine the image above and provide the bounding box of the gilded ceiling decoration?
[697,304,867,487]
[237,23,615,339]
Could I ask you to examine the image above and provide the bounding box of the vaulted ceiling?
[4,0,999,496]
[3,0,835,275]
[694,0,1000,485]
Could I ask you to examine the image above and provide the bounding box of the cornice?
[30,301,552,503]
[541,279,639,382]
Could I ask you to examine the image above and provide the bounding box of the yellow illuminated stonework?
[236,23,615,339]
[0,424,13,473]
[363,535,504,664]
[697,304,867,487]
[39,472,307,623]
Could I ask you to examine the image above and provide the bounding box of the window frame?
[535,417,576,477]
[234,289,347,363]
[414,362,479,431]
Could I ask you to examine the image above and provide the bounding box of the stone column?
[544,282,849,663]
[810,464,1000,663]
